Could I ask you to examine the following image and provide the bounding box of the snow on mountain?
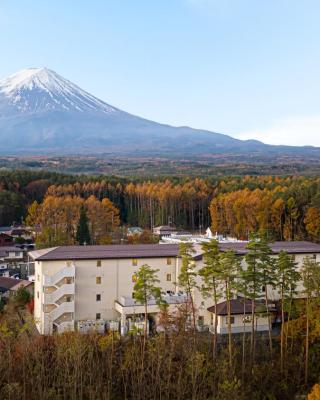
[0,67,118,114]
[0,67,317,157]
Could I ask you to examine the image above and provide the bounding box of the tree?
[76,205,91,245]
[178,242,197,334]
[14,287,31,308]
[86,195,120,244]
[199,239,222,358]
[133,264,162,343]
[244,233,266,361]
[305,207,320,242]
[219,250,240,368]
[25,200,40,227]
[301,256,320,384]
[308,384,320,400]
[275,251,299,373]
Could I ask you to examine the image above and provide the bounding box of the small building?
[0,233,14,247]
[153,225,176,237]
[10,279,34,296]
[207,298,273,334]
[127,227,143,236]
[0,276,33,299]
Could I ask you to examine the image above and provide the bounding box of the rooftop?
[28,241,320,262]
[0,277,22,290]
[30,244,180,261]
[207,298,274,315]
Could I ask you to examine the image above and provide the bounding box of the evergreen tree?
[133,264,162,343]
[275,251,299,373]
[76,205,91,245]
[219,250,240,368]
[301,256,320,384]
[178,242,197,334]
[244,233,269,361]
[199,239,222,358]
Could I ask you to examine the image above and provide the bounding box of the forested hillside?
[1,170,320,242]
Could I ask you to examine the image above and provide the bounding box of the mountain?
[0,67,318,157]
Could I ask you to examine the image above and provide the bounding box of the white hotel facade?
[29,242,320,335]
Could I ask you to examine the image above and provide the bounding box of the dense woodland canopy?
[0,170,320,242]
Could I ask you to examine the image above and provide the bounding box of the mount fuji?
[0,67,318,157]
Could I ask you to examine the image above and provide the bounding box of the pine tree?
[133,264,162,343]
[219,250,240,368]
[199,239,222,358]
[178,242,197,334]
[301,256,320,384]
[76,205,91,245]
[244,233,266,362]
[275,251,299,373]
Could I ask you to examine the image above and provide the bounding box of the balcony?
[115,292,187,316]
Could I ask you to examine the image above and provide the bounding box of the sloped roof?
[207,299,254,315]
[0,277,22,290]
[29,244,180,261]
[28,241,320,262]
[194,241,320,260]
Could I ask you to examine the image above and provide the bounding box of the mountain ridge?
[0,67,318,157]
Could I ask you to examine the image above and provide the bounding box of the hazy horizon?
[1,0,320,146]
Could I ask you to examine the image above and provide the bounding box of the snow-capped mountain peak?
[0,67,117,114]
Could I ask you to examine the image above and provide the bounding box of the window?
[66,296,71,302]
[198,316,204,325]
[97,260,102,267]
[96,294,101,301]
[243,315,251,324]
[96,313,101,320]
[225,316,235,324]
[132,292,135,299]
[96,277,101,284]
[15,252,21,257]
[167,257,172,265]
[132,258,138,266]
[166,273,171,282]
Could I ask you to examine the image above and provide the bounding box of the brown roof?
[194,241,320,260]
[207,298,276,315]
[0,277,22,290]
[10,280,33,291]
[30,244,180,261]
[29,241,320,262]
[207,299,253,315]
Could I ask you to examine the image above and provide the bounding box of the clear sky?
[1,0,320,146]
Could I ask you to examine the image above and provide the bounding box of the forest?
[1,170,320,243]
[1,236,320,399]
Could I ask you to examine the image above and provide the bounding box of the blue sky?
[1,0,320,146]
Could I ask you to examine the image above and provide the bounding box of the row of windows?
[97,273,172,285]
[95,258,173,267]
[67,255,319,270]
[132,273,172,282]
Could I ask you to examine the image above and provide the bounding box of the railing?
[55,320,74,333]
[45,301,75,322]
[44,264,75,286]
[44,283,75,304]
[118,292,187,307]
